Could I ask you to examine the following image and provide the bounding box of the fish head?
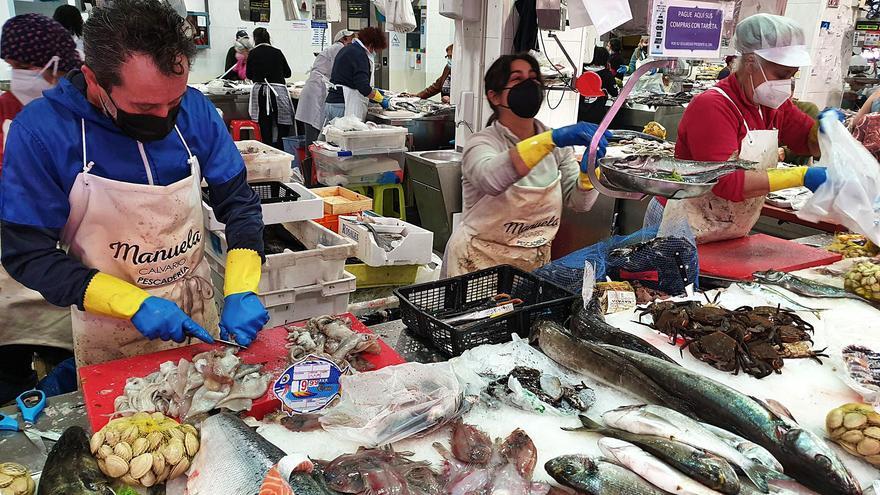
[782,427,861,494]
[753,270,782,282]
[544,455,593,481]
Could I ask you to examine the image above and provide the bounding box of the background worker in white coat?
[444,54,610,276]
[325,26,391,122]
[0,0,269,368]
[295,29,354,148]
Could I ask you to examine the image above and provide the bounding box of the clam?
[132,437,149,456]
[120,474,139,486]
[129,453,153,479]
[114,442,133,462]
[151,452,165,475]
[826,408,844,430]
[858,437,880,456]
[169,457,190,480]
[122,425,139,444]
[151,411,166,422]
[146,431,164,451]
[841,430,865,443]
[0,474,12,488]
[8,477,26,495]
[181,423,198,437]
[154,464,171,483]
[89,431,105,454]
[844,412,867,429]
[164,438,184,465]
[104,455,129,479]
[139,470,157,488]
[0,465,26,478]
[168,428,185,442]
[97,445,113,460]
[104,429,119,447]
[184,432,199,457]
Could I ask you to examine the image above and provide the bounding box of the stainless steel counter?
[205,93,252,126]
[0,391,88,475]
[367,112,455,151]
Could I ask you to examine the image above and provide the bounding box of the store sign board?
[649,0,725,59]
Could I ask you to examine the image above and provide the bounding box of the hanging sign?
[273,355,345,415]
[649,0,726,59]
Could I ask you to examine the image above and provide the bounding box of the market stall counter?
[367,105,455,151]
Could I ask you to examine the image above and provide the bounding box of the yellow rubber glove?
[83,272,150,319]
[578,168,601,191]
[516,131,556,169]
[370,91,385,104]
[224,248,262,296]
[767,166,808,192]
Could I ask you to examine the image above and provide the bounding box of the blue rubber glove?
[219,292,269,347]
[381,98,392,110]
[551,122,614,158]
[803,167,827,192]
[818,108,845,134]
[616,65,628,76]
[131,296,215,344]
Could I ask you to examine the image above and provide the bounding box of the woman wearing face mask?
[0,13,80,403]
[325,26,391,122]
[649,14,839,244]
[443,54,610,277]
[0,13,81,165]
[411,44,453,103]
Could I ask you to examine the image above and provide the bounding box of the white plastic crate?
[203,182,324,231]
[339,215,433,267]
[325,125,408,152]
[206,220,355,293]
[209,268,355,327]
[312,147,405,187]
[236,140,294,182]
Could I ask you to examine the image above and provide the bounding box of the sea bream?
[186,412,286,494]
[602,345,862,495]
[37,426,113,495]
[545,455,666,495]
[597,437,723,495]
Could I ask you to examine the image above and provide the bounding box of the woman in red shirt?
[651,14,836,243]
[0,13,81,167]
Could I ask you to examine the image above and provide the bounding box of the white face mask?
[10,56,59,106]
[751,59,792,110]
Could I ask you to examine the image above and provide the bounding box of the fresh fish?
[544,455,666,495]
[568,306,679,364]
[602,404,777,492]
[499,429,537,479]
[187,412,286,495]
[534,319,697,417]
[574,416,740,494]
[735,283,825,319]
[598,437,723,495]
[37,426,113,495]
[601,155,753,182]
[602,345,862,495]
[450,421,493,465]
[753,270,863,300]
[700,423,784,472]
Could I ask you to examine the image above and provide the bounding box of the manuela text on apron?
[108,228,202,285]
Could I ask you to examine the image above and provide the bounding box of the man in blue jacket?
[0,0,269,367]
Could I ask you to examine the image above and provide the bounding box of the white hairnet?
[333,29,354,43]
[734,14,811,67]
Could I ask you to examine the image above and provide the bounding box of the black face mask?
[500,79,544,119]
[102,90,181,142]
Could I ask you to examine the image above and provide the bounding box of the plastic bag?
[372,0,416,32]
[799,114,880,246]
[318,362,465,446]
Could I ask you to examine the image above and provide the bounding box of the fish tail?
[742,463,785,493]
[577,415,604,431]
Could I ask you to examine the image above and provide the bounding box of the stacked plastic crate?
[202,140,357,327]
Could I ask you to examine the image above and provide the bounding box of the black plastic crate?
[394,265,577,357]
[201,181,300,205]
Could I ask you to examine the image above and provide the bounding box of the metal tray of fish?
[598,155,755,199]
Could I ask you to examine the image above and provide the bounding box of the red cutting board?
[79,313,406,432]
[698,233,842,281]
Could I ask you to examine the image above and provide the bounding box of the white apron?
[445,174,563,277]
[296,42,344,130]
[336,39,374,121]
[61,121,219,367]
[661,87,778,244]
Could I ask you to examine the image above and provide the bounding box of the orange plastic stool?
[230,120,262,141]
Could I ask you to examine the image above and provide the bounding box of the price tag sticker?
[273,355,345,415]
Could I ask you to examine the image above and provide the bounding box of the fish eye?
[564,465,577,475]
